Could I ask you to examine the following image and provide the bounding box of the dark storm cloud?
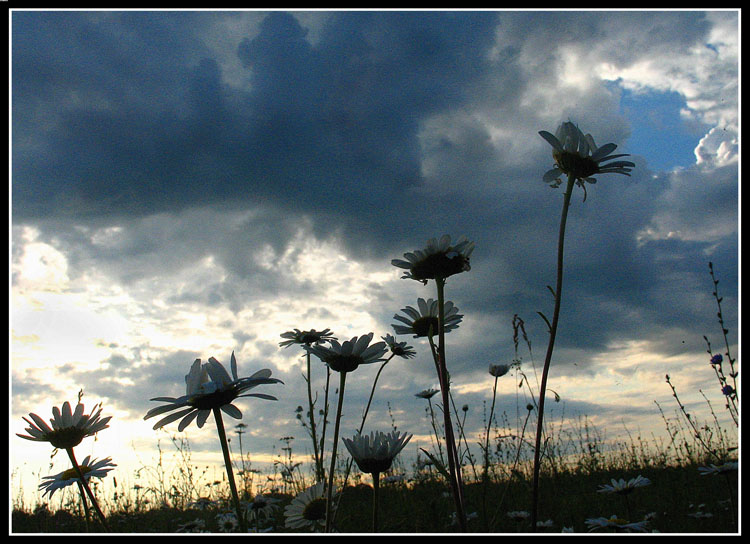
[12,11,499,230]
[11,10,737,375]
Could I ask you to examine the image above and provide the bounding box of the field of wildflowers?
[12,123,738,534]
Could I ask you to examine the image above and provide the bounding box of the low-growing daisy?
[539,121,634,189]
[304,333,387,374]
[17,401,111,450]
[343,430,413,476]
[392,298,463,338]
[584,515,649,533]
[342,430,412,531]
[698,461,738,475]
[176,518,208,533]
[597,475,651,495]
[216,511,239,532]
[284,481,329,531]
[38,456,116,498]
[392,235,474,284]
[144,352,282,431]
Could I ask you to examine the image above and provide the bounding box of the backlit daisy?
[489,363,510,378]
[597,475,651,495]
[392,235,474,284]
[304,333,387,373]
[539,121,634,188]
[415,388,440,399]
[17,401,111,450]
[342,430,413,476]
[584,515,649,532]
[381,334,417,359]
[38,455,116,498]
[284,481,329,531]
[279,328,337,348]
[144,352,282,431]
[392,298,463,338]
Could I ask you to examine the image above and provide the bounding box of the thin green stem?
[305,349,324,482]
[531,174,575,532]
[213,407,248,533]
[76,480,91,532]
[65,447,109,532]
[319,366,332,481]
[372,471,380,533]
[333,354,396,523]
[482,375,499,531]
[325,371,347,533]
[436,276,467,532]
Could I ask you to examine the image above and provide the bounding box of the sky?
[10,9,739,510]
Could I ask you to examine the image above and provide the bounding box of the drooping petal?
[152,407,195,430]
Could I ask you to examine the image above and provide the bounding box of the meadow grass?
[11,401,738,533]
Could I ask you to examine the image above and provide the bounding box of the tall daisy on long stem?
[392,234,474,532]
[342,430,413,532]
[304,333,388,533]
[17,400,112,531]
[144,352,282,533]
[280,328,337,483]
[332,335,416,522]
[531,121,634,530]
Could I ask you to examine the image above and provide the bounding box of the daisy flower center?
[553,150,599,180]
[410,252,469,281]
[411,316,440,337]
[61,465,93,480]
[327,354,364,373]
[48,428,88,449]
[356,458,394,475]
[302,497,327,522]
[188,387,238,410]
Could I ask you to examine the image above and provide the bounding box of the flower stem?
[531,174,575,531]
[325,371,347,533]
[305,349,324,482]
[65,447,109,532]
[332,354,396,525]
[372,471,380,533]
[436,276,467,532]
[482,374,499,531]
[213,407,248,533]
[76,480,91,532]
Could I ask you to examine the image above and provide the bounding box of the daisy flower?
[415,388,440,399]
[698,461,738,475]
[507,510,531,522]
[38,456,116,498]
[597,475,651,495]
[539,121,634,188]
[304,333,387,373]
[489,363,511,378]
[143,352,282,431]
[342,430,413,476]
[247,494,281,521]
[392,298,463,338]
[391,235,474,284]
[584,515,649,532]
[279,328,336,348]
[284,481,329,531]
[381,334,417,359]
[176,518,208,533]
[17,401,111,450]
[216,512,239,532]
